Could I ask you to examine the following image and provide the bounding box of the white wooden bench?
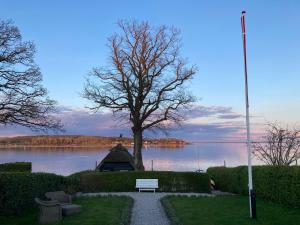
[135,179,158,193]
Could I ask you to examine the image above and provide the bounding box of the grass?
[161,195,300,225]
[1,196,133,225]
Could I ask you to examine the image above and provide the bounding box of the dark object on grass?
[34,198,62,224]
[250,190,257,219]
[96,144,135,172]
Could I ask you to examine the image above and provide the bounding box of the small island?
[0,135,188,148]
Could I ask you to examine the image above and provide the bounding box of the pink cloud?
[0,105,265,142]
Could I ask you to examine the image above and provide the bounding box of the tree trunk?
[133,129,144,170]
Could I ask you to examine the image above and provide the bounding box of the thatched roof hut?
[96,144,135,171]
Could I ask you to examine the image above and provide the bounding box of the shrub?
[79,171,211,193]
[161,196,182,225]
[0,172,77,215]
[64,174,82,194]
[207,166,300,208]
[120,196,134,225]
[68,170,94,178]
[0,162,31,172]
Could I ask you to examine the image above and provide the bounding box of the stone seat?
[61,204,82,216]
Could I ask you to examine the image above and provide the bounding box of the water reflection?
[0,143,261,175]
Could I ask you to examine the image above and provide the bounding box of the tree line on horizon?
[0,135,186,147]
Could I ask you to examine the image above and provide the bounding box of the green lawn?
[1,196,133,225]
[162,195,300,225]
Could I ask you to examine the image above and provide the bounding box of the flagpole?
[241,11,256,219]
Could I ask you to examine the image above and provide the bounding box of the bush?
[120,196,134,225]
[161,196,182,225]
[63,174,82,194]
[0,172,78,215]
[207,166,300,208]
[0,162,31,172]
[79,171,211,193]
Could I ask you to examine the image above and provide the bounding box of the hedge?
[0,172,77,215]
[207,166,300,208]
[0,162,32,172]
[0,171,210,215]
[79,171,211,193]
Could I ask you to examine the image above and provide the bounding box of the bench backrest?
[45,191,71,203]
[136,179,158,188]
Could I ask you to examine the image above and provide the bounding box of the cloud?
[217,114,243,119]
[183,105,243,120]
[169,122,244,141]
[0,104,262,141]
[0,108,130,137]
[58,108,131,136]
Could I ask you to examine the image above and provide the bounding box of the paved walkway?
[81,192,214,225]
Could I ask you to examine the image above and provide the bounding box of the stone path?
[81,192,214,225]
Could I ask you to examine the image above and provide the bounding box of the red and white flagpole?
[241,11,256,219]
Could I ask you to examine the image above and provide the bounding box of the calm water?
[0,143,261,175]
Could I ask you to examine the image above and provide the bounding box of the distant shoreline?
[0,135,188,149]
[0,143,187,149]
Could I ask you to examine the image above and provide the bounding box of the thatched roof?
[97,144,135,169]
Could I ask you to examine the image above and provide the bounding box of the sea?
[0,143,261,176]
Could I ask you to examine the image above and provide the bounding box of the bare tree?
[83,21,197,170]
[0,19,62,131]
[252,123,300,165]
